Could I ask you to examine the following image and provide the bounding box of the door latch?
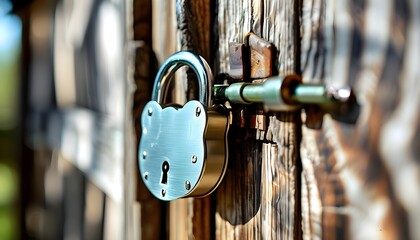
[221,32,360,128]
[214,74,360,125]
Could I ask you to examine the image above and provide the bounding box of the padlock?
[138,51,230,201]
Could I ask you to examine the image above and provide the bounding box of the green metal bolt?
[213,74,359,123]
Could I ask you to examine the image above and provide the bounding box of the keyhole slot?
[161,161,169,184]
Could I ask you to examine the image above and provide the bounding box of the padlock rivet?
[142,151,147,159]
[196,107,201,117]
[148,108,153,116]
[161,189,166,197]
[144,172,149,180]
[185,181,191,190]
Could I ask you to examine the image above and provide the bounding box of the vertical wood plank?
[215,0,251,73]
[300,0,420,239]
[215,0,301,239]
[152,0,177,63]
[215,1,253,238]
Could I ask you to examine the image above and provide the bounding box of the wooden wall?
[132,0,420,239]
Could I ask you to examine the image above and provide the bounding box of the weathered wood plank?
[215,0,252,74]
[215,0,255,238]
[215,0,301,239]
[300,0,420,239]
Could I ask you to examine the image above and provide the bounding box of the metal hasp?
[139,51,230,201]
[214,74,360,125]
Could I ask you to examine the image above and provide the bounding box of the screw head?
[148,108,153,116]
[161,189,166,197]
[142,151,147,159]
[196,107,201,117]
[192,155,197,163]
[144,172,149,180]
[185,181,191,190]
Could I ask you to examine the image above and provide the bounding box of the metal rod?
[241,84,265,103]
[213,77,353,110]
[291,84,330,104]
[214,82,332,105]
[214,76,358,123]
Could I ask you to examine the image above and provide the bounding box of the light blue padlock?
[138,51,230,201]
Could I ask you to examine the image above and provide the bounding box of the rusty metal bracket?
[245,32,274,79]
[229,32,275,81]
[227,33,275,139]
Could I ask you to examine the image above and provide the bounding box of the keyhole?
[161,161,169,184]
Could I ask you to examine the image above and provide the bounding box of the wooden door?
[132,0,420,239]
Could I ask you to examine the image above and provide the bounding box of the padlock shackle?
[152,51,213,107]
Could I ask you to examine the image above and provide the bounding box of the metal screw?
[144,172,149,180]
[185,181,191,190]
[192,155,197,163]
[148,108,153,116]
[161,189,166,197]
[196,107,201,117]
[142,151,147,159]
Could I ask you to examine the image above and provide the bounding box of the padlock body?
[139,100,229,201]
[188,107,229,197]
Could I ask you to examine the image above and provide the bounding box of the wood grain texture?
[300,0,420,239]
[215,0,301,239]
[177,0,212,106]
[177,0,211,61]
[215,0,252,74]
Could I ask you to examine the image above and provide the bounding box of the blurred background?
[1,1,32,239]
[0,0,128,239]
